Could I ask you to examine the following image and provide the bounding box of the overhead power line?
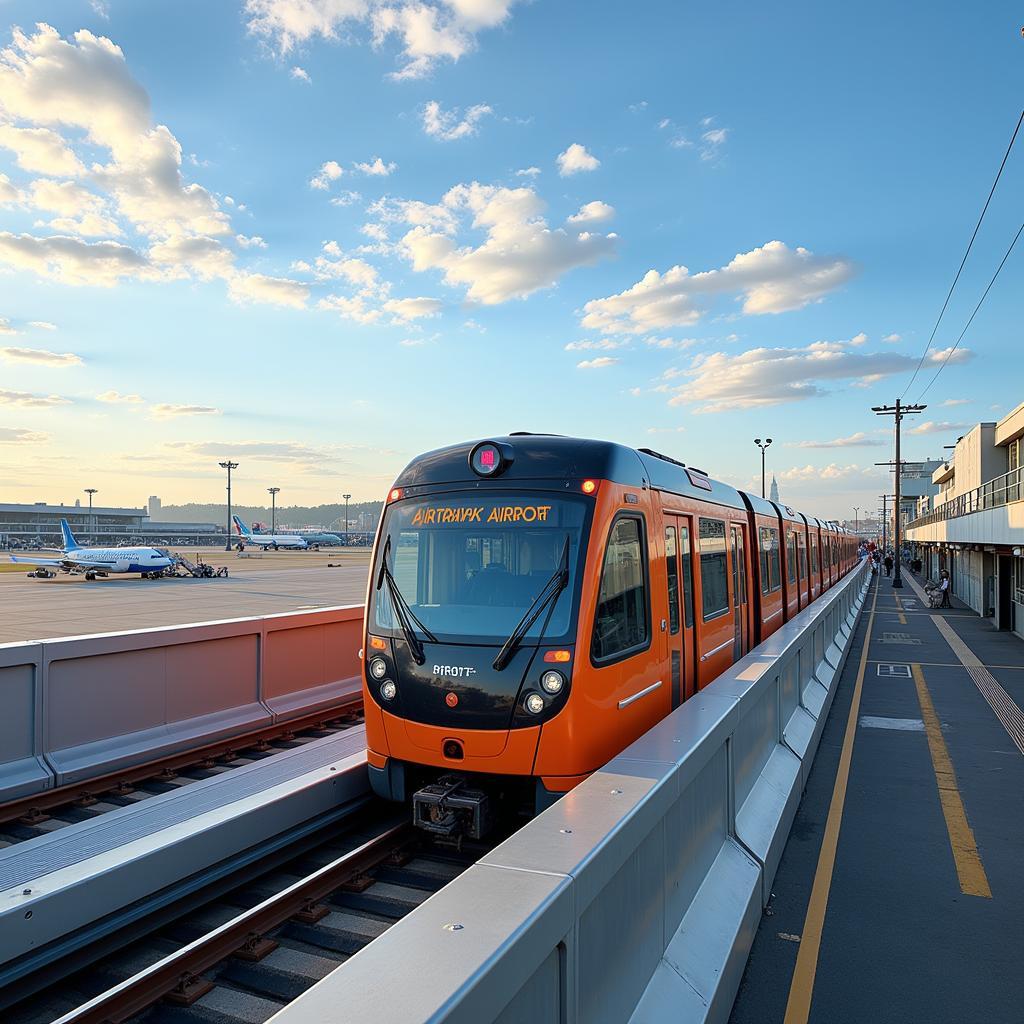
[901,107,1024,398]
[916,215,1024,401]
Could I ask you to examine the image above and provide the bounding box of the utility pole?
[343,493,351,547]
[879,494,889,554]
[753,438,773,499]
[219,461,239,551]
[268,487,280,533]
[84,488,98,542]
[872,400,925,588]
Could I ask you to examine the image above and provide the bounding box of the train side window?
[680,524,695,629]
[698,518,729,620]
[759,527,781,594]
[798,533,808,580]
[811,536,819,575]
[665,526,680,634]
[786,530,797,584]
[592,516,649,662]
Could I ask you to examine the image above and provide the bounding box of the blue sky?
[0,0,1021,517]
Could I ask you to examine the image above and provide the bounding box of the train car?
[361,435,852,839]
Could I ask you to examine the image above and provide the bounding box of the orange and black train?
[361,435,858,837]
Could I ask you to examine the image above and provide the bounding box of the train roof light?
[389,487,403,502]
[469,441,512,477]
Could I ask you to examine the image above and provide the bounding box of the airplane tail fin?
[60,518,81,551]
[232,514,252,537]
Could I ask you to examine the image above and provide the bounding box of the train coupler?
[412,775,493,841]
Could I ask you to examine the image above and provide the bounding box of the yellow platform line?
[894,593,907,625]
[911,663,991,898]
[783,579,877,1024]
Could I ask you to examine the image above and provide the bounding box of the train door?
[730,524,749,661]
[664,516,697,705]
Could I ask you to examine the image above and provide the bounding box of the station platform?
[730,570,1024,1024]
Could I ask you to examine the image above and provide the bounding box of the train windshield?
[371,492,589,645]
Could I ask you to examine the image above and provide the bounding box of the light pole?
[343,494,351,547]
[84,487,98,542]
[853,506,860,533]
[753,438,773,499]
[267,487,280,533]
[219,460,239,550]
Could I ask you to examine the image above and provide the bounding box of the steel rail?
[50,820,414,1024]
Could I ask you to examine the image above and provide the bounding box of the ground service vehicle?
[362,435,857,839]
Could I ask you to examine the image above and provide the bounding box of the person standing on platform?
[884,553,893,577]
[940,570,951,608]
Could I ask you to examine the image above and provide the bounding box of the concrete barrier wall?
[0,605,365,801]
[268,561,871,1024]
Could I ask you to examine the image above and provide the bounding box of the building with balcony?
[905,403,1024,637]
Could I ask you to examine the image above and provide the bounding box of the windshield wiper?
[492,537,570,672]
[376,535,437,665]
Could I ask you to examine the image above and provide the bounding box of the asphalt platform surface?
[730,571,1024,1024]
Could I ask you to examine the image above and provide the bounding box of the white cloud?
[581,241,856,334]
[0,426,48,444]
[646,426,686,434]
[395,181,616,304]
[577,356,618,369]
[0,173,20,205]
[422,100,492,140]
[353,156,397,176]
[941,398,970,407]
[645,336,697,350]
[567,200,614,224]
[236,233,268,249]
[244,0,518,78]
[700,127,728,160]
[290,65,311,82]
[329,189,362,206]
[882,333,901,343]
[777,463,867,483]
[515,166,540,177]
[556,142,599,176]
[310,160,343,190]
[0,388,71,407]
[909,420,970,436]
[228,271,310,309]
[26,178,122,237]
[361,222,389,242]
[0,346,82,366]
[97,389,144,403]
[564,339,626,351]
[0,318,17,336]
[383,295,442,321]
[29,321,57,330]
[150,403,221,419]
[0,124,85,176]
[665,336,974,414]
[0,231,147,285]
[786,432,886,449]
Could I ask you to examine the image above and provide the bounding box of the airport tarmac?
[0,548,372,644]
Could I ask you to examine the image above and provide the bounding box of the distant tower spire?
[769,475,780,503]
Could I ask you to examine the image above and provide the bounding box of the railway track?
[0,702,364,848]
[7,812,487,1024]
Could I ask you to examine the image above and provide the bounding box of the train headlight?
[369,657,388,680]
[525,692,545,715]
[541,670,564,695]
[380,680,397,701]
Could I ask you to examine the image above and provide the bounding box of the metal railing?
[908,466,1023,531]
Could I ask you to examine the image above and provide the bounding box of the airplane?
[289,530,344,546]
[232,515,308,550]
[9,519,174,580]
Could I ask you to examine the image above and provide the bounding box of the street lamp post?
[219,461,239,551]
[753,438,773,499]
[853,506,860,533]
[84,487,98,543]
[343,494,351,547]
[267,487,280,533]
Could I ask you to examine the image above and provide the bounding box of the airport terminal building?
[0,502,149,549]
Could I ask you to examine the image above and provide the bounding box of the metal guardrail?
[910,465,1024,531]
[268,560,870,1024]
[0,605,365,803]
